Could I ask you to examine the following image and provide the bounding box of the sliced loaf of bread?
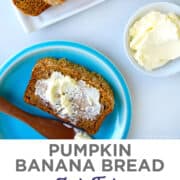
[13,0,50,16]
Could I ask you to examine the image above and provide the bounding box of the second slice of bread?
[24,58,114,135]
[44,0,65,6]
[13,0,50,16]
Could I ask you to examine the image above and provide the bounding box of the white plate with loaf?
[11,0,106,33]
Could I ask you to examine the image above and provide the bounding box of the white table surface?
[0,0,180,139]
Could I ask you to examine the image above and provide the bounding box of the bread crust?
[13,0,50,16]
[24,58,114,135]
[44,0,65,6]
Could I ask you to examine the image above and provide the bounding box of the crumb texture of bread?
[13,0,50,16]
[44,0,65,6]
[24,58,114,135]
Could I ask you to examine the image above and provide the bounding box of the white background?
[0,140,179,180]
[0,0,180,138]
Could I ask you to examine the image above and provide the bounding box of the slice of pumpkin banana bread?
[24,58,114,135]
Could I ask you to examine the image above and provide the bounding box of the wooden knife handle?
[0,97,75,139]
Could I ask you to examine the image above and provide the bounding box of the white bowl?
[124,2,180,77]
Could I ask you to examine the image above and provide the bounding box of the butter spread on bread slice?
[24,58,114,135]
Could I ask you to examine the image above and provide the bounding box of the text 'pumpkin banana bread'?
[24,58,114,135]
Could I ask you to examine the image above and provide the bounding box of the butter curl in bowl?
[124,2,180,77]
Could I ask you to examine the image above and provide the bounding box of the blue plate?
[0,41,132,139]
